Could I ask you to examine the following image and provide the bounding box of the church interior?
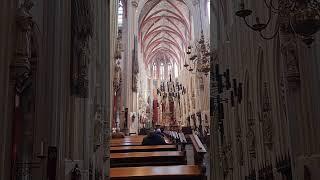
[1,0,320,180]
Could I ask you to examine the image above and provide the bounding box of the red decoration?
[153,99,158,124]
[169,100,175,124]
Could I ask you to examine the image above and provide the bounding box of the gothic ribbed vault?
[138,0,192,67]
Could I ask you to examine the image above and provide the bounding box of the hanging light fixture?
[157,74,186,100]
[235,0,320,47]
[184,2,212,76]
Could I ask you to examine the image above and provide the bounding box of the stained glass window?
[153,63,157,78]
[118,1,123,27]
[160,63,164,80]
[208,0,210,24]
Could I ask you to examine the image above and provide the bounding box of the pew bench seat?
[110,145,177,153]
[111,142,142,147]
[110,151,186,167]
[111,136,171,147]
[110,165,204,180]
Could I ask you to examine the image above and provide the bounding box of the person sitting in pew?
[142,130,167,145]
[112,128,125,139]
[155,128,165,137]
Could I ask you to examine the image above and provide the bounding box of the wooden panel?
[111,142,142,147]
[189,134,207,153]
[110,151,186,167]
[111,151,182,158]
[111,136,144,142]
[110,145,177,153]
[178,133,187,143]
[111,136,171,146]
[110,165,202,180]
[112,135,170,141]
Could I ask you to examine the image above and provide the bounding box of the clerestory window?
[118,0,124,27]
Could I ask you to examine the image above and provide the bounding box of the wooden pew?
[111,135,172,147]
[189,133,207,176]
[110,165,204,180]
[111,142,142,147]
[110,145,177,153]
[178,132,187,151]
[182,126,193,143]
[111,136,145,146]
[110,151,187,167]
[111,135,145,142]
[164,131,178,142]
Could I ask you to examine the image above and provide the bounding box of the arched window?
[168,63,172,75]
[118,0,124,27]
[174,63,179,78]
[160,63,164,80]
[153,63,157,78]
[207,0,210,24]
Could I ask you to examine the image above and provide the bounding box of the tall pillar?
[0,0,17,179]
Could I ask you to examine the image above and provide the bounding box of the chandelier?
[157,74,186,100]
[184,2,211,76]
[235,0,320,47]
[184,30,212,76]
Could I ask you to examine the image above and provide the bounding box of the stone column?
[11,1,41,179]
[102,0,114,178]
[279,32,302,180]
[0,0,17,179]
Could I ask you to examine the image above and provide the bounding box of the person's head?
[147,130,155,137]
[155,129,161,133]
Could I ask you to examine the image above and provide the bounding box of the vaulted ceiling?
[138,0,192,66]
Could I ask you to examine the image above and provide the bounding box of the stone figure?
[247,127,256,156]
[71,164,81,180]
[236,135,244,165]
[15,0,38,94]
[280,33,300,89]
[113,63,122,93]
[132,36,139,92]
[247,102,256,158]
[71,0,93,98]
[262,83,273,150]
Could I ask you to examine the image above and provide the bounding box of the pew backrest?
[110,165,204,180]
[110,145,177,153]
[178,133,187,144]
[189,134,207,166]
[110,151,186,167]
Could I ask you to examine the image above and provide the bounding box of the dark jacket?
[142,132,167,145]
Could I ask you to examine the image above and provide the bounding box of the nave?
[1,0,320,179]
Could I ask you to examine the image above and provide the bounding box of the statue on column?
[261,83,273,150]
[71,164,81,180]
[13,2,39,179]
[15,0,38,95]
[71,0,93,98]
[132,36,139,92]
[93,105,103,151]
